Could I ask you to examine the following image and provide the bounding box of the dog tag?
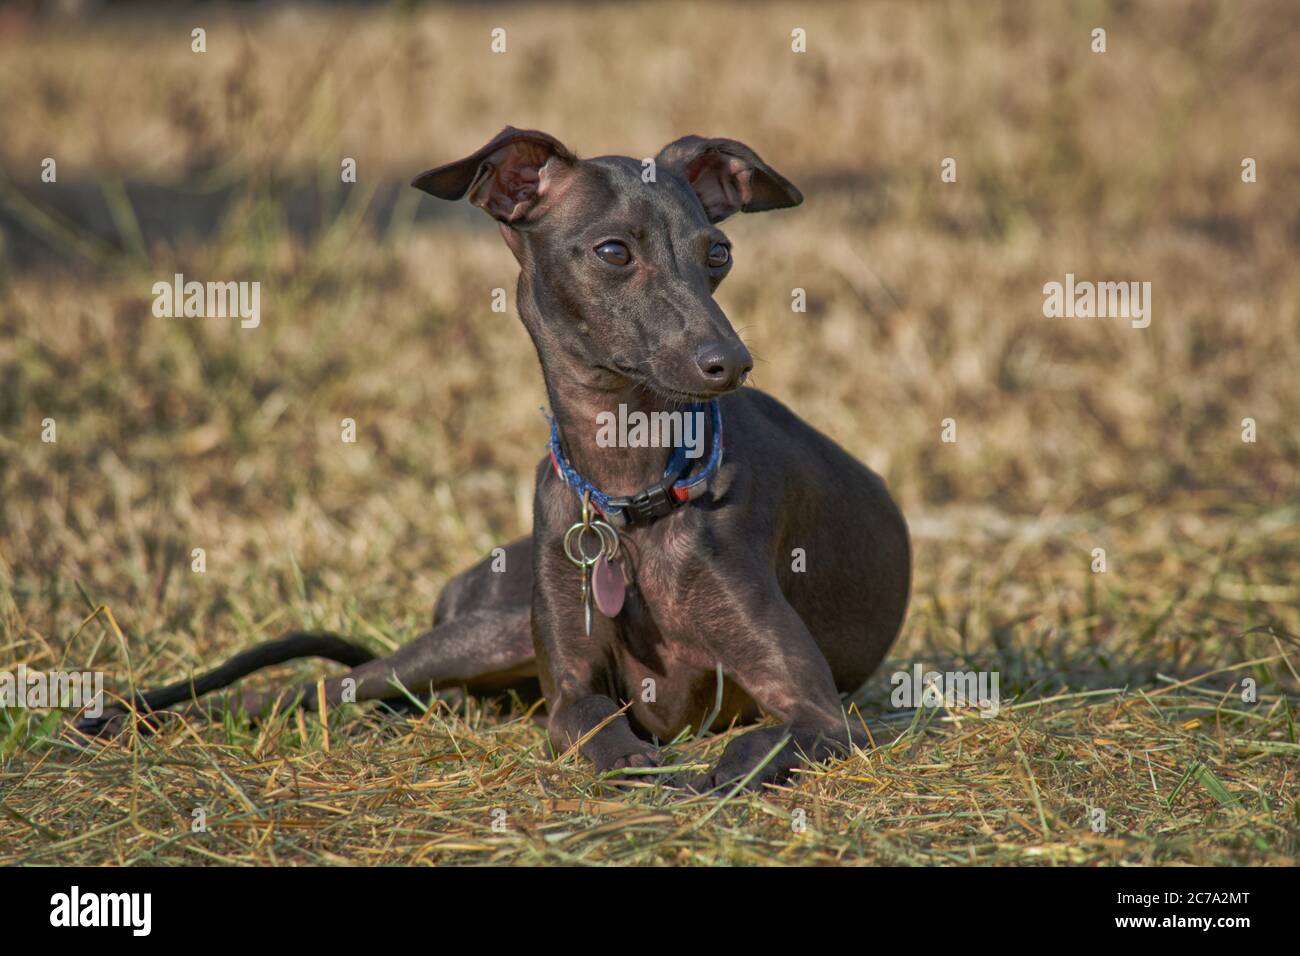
[592,554,626,617]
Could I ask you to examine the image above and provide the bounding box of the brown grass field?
[1,0,1298,866]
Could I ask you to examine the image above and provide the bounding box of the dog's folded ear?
[411,127,576,224]
[656,136,803,223]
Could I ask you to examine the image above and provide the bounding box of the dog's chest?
[613,624,750,739]
[606,542,757,738]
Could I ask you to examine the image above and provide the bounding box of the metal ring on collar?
[564,522,605,567]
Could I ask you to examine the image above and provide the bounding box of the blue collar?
[547,401,723,528]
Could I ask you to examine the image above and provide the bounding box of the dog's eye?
[707,243,731,268]
[594,241,631,266]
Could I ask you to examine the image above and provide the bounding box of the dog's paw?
[679,767,751,794]
[685,732,805,793]
[595,743,662,778]
[683,761,785,794]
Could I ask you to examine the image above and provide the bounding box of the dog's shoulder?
[723,388,890,486]
[721,387,801,430]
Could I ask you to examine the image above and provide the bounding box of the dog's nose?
[695,343,753,391]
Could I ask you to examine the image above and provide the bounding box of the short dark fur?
[78,128,912,791]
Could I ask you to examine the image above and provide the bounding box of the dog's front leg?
[531,559,660,776]
[550,693,661,774]
[687,573,862,792]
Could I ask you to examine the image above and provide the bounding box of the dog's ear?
[411,127,576,224]
[656,136,803,223]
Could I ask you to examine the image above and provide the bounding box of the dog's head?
[412,127,802,401]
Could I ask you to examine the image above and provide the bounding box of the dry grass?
[1,0,1298,866]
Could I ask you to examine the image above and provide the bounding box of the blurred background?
[2,0,1298,697]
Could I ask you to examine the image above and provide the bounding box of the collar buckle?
[607,479,679,526]
[546,400,723,530]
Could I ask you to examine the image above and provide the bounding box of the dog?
[77,128,911,791]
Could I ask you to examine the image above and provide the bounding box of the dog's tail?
[73,631,375,736]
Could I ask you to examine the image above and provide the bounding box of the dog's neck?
[540,351,694,498]
[519,274,714,499]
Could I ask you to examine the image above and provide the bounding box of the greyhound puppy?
[77,128,911,791]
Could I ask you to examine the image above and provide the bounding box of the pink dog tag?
[592,555,626,617]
